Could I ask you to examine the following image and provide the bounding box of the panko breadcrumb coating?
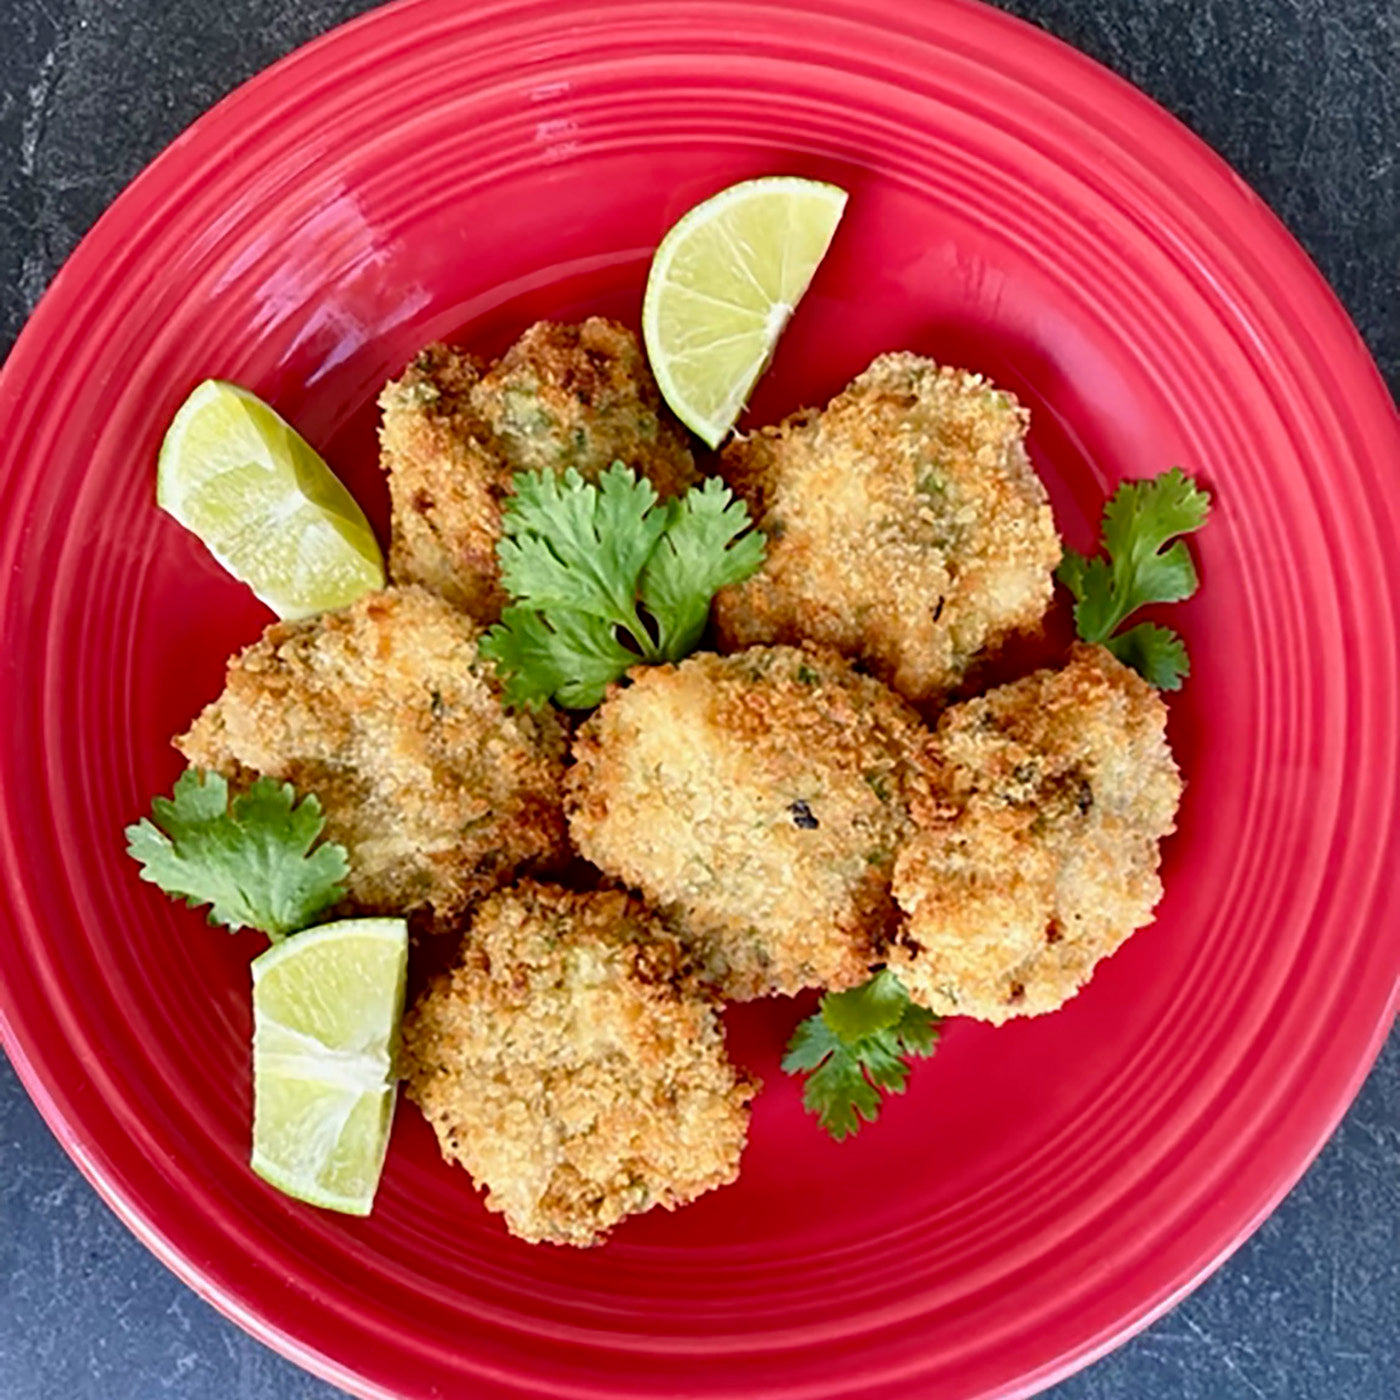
[889,644,1182,1023]
[379,318,697,620]
[177,586,570,926]
[714,353,1061,704]
[567,646,932,1000]
[401,882,755,1247]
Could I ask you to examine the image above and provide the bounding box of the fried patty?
[176,586,570,926]
[400,881,755,1247]
[566,646,932,1000]
[888,644,1182,1022]
[379,318,696,620]
[714,353,1061,703]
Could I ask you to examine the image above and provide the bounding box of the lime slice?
[250,917,408,1215]
[157,380,385,619]
[642,176,848,448]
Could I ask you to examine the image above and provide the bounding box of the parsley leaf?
[481,464,765,709]
[125,769,349,938]
[1056,468,1211,688]
[781,969,941,1140]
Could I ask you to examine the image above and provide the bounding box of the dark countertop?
[1,2,1395,1397]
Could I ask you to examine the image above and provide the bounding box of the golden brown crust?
[378,345,506,619]
[400,881,754,1247]
[566,646,933,1000]
[714,353,1061,703]
[889,644,1182,1022]
[473,318,698,491]
[379,318,697,622]
[176,586,570,927]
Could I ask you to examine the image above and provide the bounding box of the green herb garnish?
[480,464,765,708]
[1056,467,1211,690]
[782,970,941,1140]
[125,769,348,938]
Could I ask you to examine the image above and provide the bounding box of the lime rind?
[643,176,848,447]
[251,1085,396,1217]
[250,917,407,1216]
[252,917,407,1055]
[157,379,385,619]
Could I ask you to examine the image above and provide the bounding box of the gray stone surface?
[0,1,1395,1397]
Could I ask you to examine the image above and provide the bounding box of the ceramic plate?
[1,1,1396,1396]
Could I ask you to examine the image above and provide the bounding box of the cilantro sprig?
[1056,468,1211,690]
[782,970,941,1140]
[125,769,349,939]
[480,464,766,709]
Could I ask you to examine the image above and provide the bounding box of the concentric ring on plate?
[0,1,1396,1397]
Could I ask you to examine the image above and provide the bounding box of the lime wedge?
[157,380,385,619]
[250,917,407,1215]
[642,176,848,448]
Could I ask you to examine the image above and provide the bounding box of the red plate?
[1,1,1396,1396]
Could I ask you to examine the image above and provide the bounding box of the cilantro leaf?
[1053,546,1093,607]
[481,604,639,711]
[1056,468,1211,686]
[1102,464,1210,563]
[781,970,941,1140]
[1057,550,1118,642]
[125,769,349,938]
[1106,622,1190,691]
[498,466,668,634]
[783,1016,882,1139]
[485,464,765,709]
[818,965,912,1041]
[640,477,768,659]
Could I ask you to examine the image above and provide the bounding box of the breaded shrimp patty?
[889,644,1182,1023]
[714,353,1061,703]
[379,318,696,619]
[567,646,932,1000]
[177,586,570,925]
[401,882,755,1247]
